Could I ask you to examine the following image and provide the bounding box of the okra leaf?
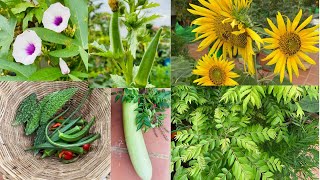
[28,67,62,81]
[49,45,80,58]
[64,0,88,49]
[30,27,80,46]
[0,59,36,78]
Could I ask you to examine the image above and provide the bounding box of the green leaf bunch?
[171,85,319,180]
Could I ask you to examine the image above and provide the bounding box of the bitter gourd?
[25,93,53,135]
[33,125,47,155]
[13,93,37,126]
[40,88,78,125]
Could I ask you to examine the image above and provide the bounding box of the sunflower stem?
[254,55,259,83]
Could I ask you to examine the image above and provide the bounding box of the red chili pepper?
[51,123,61,128]
[83,144,91,151]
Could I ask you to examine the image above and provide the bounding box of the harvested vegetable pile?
[12,87,100,163]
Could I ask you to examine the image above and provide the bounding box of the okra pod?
[134,29,162,87]
[58,117,95,142]
[109,0,124,56]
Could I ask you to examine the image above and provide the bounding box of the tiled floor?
[111,89,171,180]
[188,42,319,85]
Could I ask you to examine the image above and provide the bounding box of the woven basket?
[0,82,111,180]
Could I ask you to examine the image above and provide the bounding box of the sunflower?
[188,0,262,75]
[263,10,319,83]
[193,55,239,86]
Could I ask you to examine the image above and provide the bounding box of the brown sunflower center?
[231,32,248,48]
[214,15,233,42]
[209,66,226,85]
[279,32,301,56]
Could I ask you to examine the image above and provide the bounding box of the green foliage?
[171,56,195,86]
[171,85,319,180]
[89,0,170,88]
[0,0,88,81]
[113,88,170,132]
[149,64,171,88]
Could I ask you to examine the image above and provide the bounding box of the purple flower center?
[54,16,63,26]
[25,43,36,55]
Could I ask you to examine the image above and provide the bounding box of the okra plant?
[90,0,166,88]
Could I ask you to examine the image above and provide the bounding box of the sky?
[92,0,171,27]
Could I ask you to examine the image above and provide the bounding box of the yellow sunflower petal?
[297,51,316,65]
[276,12,286,32]
[264,28,280,39]
[295,15,313,32]
[287,56,293,82]
[267,18,280,34]
[293,54,306,71]
[291,9,302,31]
[279,59,286,83]
[262,49,280,61]
[290,56,299,77]
[286,17,292,32]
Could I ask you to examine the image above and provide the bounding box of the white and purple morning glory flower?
[12,30,42,65]
[59,58,70,75]
[42,2,70,33]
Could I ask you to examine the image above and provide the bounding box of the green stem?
[126,53,134,85]
[254,55,259,83]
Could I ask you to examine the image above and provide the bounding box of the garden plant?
[89,0,171,88]
[0,0,89,81]
[172,0,319,85]
[171,85,319,179]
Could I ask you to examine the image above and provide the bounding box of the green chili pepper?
[73,134,97,143]
[45,118,100,148]
[58,117,95,142]
[41,149,56,158]
[27,143,84,155]
[50,117,82,141]
[134,28,162,87]
[61,125,81,135]
[55,118,86,126]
